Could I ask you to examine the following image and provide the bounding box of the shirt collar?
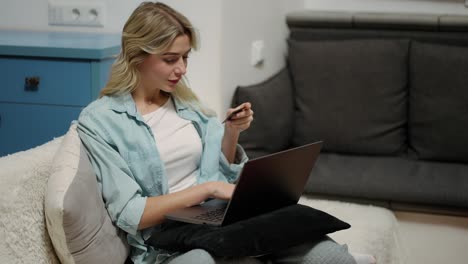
[172,96,189,113]
[107,92,138,116]
[107,92,189,116]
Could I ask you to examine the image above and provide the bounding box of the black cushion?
[233,68,294,154]
[289,39,408,155]
[146,204,350,257]
[409,41,468,163]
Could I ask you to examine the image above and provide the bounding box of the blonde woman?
[77,2,367,264]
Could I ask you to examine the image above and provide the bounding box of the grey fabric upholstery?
[353,12,438,30]
[46,125,129,264]
[289,28,468,48]
[63,144,129,263]
[409,41,468,163]
[439,15,468,31]
[286,11,353,28]
[287,10,468,32]
[233,69,294,154]
[306,153,468,209]
[289,39,407,155]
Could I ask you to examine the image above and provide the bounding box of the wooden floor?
[395,211,468,264]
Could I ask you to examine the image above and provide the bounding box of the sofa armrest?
[232,68,294,157]
[0,138,62,263]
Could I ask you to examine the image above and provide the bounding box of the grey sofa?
[232,11,468,214]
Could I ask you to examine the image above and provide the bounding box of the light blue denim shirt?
[77,93,248,264]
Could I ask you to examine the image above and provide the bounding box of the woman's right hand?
[139,181,235,229]
[205,181,235,200]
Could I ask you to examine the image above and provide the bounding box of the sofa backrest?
[287,11,468,42]
[287,10,468,164]
[287,11,468,210]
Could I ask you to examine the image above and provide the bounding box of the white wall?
[305,0,468,14]
[219,0,304,113]
[0,0,137,33]
[2,0,468,115]
[0,0,226,114]
[159,0,224,115]
[0,0,303,116]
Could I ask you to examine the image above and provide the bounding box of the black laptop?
[164,141,322,226]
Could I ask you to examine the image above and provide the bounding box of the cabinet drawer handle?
[0,114,2,128]
[24,76,40,91]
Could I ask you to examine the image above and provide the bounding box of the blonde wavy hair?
[100,2,215,116]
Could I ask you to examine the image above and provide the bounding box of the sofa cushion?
[233,68,294,154]
[45,124,129,264]
[409,41,468,163]
[289,39,408,155]
[304,153,468,209]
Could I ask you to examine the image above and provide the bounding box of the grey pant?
[164,236,356,264]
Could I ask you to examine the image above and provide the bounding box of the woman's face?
[138,34,191,93]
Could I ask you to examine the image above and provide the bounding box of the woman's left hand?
[224,102,254,133]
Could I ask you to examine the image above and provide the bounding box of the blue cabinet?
[0,30,120,157]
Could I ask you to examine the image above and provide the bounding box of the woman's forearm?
[138,181,234,230]
[221,102,253,163]
[222,130,240,164]
[138,183,210,229]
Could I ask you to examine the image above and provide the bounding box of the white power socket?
[48,1,105,27]
[250,40,265,67]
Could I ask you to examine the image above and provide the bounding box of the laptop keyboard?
[194,208,225,222]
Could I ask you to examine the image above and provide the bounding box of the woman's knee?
[266,237,356,264]
[167,249,216,264]
[301,239,356,264]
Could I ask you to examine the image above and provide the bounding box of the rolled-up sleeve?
[77,113,146,235]
[219,143,249,183]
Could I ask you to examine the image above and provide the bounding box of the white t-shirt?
[142,99,202,193]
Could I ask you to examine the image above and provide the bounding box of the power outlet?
[48,1,105,27]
